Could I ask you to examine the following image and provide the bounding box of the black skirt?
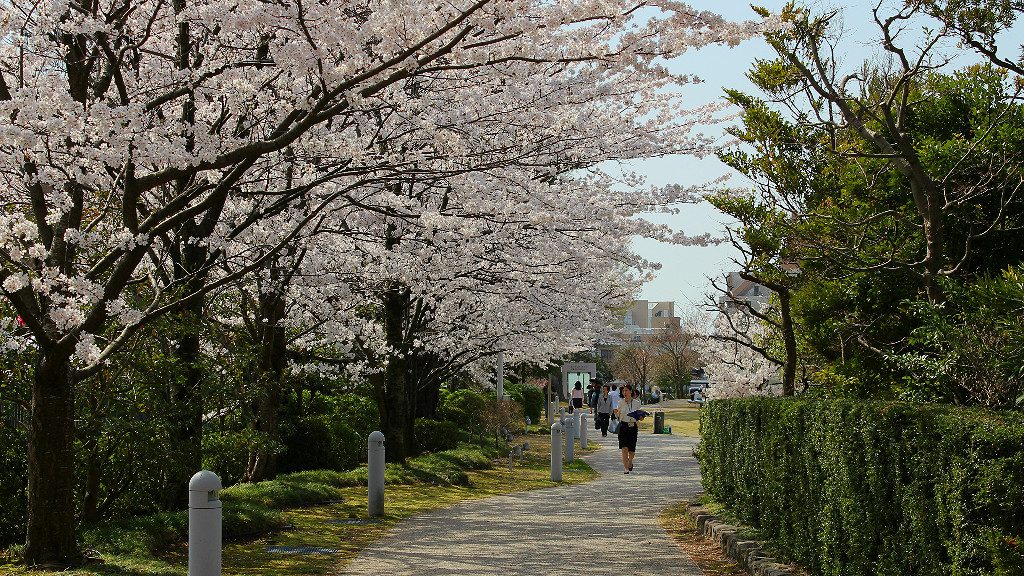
[617,421,638,452]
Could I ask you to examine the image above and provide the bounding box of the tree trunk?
[245,280,287,482]
[25,347,81,567]
[413,364,442,420]
[163,284,204,509]
[371,285,415,461]
[779,289,797,396]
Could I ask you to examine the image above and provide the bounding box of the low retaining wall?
[685,498,802,576]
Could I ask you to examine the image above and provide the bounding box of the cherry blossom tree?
[0,0,768,565]
[700,307,782,399]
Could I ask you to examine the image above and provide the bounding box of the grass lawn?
[1,440,597,576]
[539,399,702,438]
[637,400,701,437]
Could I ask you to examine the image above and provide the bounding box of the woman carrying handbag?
[613,384,646,474]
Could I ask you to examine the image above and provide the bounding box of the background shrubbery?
[506,383,544,424]
[699,398,1024,576]
[414,419,461,453]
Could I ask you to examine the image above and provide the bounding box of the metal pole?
[545,376,550,423]
[496,351,504,400]
[550,423,563,482]
[188,471,222,576]
[368,431,385,517]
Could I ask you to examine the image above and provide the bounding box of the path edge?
[684,495,805,576]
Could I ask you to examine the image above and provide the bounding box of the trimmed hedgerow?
[699,398,1024,576]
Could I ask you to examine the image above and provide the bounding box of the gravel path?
[340,425,704,575]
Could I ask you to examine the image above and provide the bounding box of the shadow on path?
[339,429,704,575]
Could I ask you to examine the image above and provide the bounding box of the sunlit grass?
[637,401,701,437]
[2,440,598,576]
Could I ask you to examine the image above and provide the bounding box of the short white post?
[368,431,385,517]
[550,422,563,482]
[188,471,222,576]
[580,411,588,449]
[547,401,557,425]
[572,409,581,439]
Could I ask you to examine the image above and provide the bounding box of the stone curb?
[684,499,803,576]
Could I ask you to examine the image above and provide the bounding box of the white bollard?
[550,422,563,482]
[188,471,222,576]
[580,411,588,449]
[368,431,385,518]
[572,409,581,439]
[548,401,557,425]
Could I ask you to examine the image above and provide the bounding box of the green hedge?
[699,398,1024,576]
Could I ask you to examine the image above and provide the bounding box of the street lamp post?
[496,350,504,400]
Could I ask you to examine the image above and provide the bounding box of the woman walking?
[614,384,646,474]
[595,384,614,437]
[570,381,584,412]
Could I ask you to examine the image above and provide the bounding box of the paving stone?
[341,431,704,575]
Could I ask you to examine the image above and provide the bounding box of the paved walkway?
[341,427,704,575]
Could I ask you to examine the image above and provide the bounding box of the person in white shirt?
[613,384,646,474]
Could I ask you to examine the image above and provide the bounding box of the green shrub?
[321,393,380,438]
[278,417,361,473]
[415,419,461,453]
[437,389,489,431]
[507,384,543,423]
[699,398,1024,576]
[0,423,25,546]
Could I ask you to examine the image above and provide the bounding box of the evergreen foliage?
[699,398,1024,576]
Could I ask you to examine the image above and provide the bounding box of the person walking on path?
[570,381,585,412]
[595,384,614,437]
[614,384,646,474]
[609,383,620,411]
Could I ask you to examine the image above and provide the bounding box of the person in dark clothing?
[595,384,614,437]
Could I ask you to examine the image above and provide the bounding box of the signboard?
[560,362,597,398]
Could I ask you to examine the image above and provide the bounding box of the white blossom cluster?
[0,0,767,369]
[699,310,782,399]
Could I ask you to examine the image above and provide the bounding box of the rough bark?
[245,278,287,482]
[371,285,415,461]
[25,348,81,567]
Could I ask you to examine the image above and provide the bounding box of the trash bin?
[653,411,665,434]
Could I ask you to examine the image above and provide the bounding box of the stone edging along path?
[685,498,804,576]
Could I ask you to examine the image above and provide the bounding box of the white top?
[609,390,621,409]
[617,398,643,425]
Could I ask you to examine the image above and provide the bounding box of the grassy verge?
[659,502,746,576]
[637,401,701,437]
[1,440,598,576]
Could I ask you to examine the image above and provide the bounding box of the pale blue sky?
[630,0,792,314]
[629,1,1005,314]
